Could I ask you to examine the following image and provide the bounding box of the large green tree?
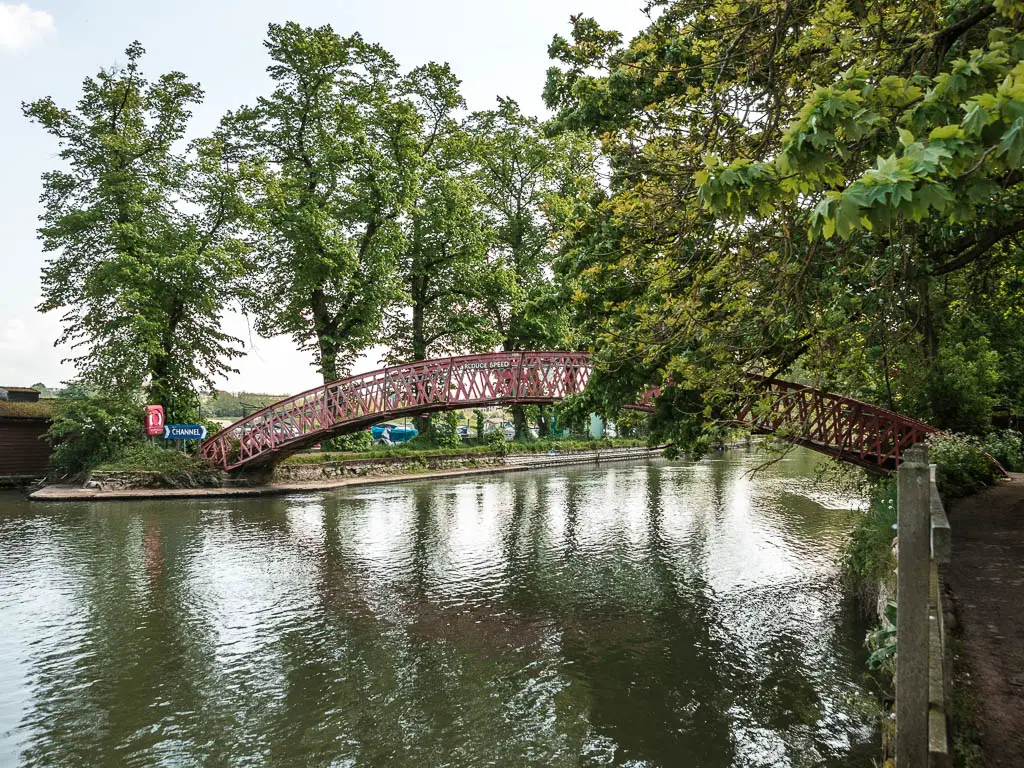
[545,0,1024,440]
[223,23,419,382]
[384,64,496,366]
[467,99,595,437]
[24,42,251,419]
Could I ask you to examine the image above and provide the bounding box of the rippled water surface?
[0,449,879,767]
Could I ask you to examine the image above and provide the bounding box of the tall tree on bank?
[467,99,595,437]
[223,23,419,383]
[384,64,495,366]
[24,42,252,419]
[545,1,1024,440]
[383,65,498,437]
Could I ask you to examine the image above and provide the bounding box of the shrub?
[47,395,142,476]
[431,412,462,449]
[406,412,462,450]
[843,478,897,607]
[321,430,373,452]
[982,429,1024,473]
[926,432,1001,499]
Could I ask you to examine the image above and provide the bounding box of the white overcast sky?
[0,0,647,394]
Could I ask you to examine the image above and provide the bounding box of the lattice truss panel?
[735,377,937,472]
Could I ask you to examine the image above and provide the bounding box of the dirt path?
[946,473,1024,768]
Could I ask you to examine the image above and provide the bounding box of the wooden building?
[0,387,55,483]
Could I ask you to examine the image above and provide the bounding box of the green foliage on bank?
[94,443,220,487]
[46,391,221,484]
[844,430,1016,602]
[843,480,898,608]
[320,430,374,453]
[46,395,142,476]
[927,433,1001,499]
[406,412,462,450]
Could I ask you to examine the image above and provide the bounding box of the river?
[0,448,880,767]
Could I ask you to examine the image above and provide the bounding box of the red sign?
[144,405,165,436]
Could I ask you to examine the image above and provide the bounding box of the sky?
[0,0,648,395]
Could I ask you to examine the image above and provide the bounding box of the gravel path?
[946,474,1024,767]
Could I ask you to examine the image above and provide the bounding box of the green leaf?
[997,117,1024,167]
[961,103,990,136]
[929,124,961,140]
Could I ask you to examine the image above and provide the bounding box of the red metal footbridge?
[201,351,939,473]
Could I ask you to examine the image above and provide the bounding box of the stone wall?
[272,453,505,483]
[273,446,662,483]
[85,469,229,491]
[81,447,664,490]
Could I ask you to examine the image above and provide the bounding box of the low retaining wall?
[84,469,229,491]
[274,445,662,484]
[65,446,664,496]
[273,453,505,483]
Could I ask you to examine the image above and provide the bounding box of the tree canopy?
[545,0,1024,441]
[24,42,253,419]
[383,64,496,365]
[222,23,420,382]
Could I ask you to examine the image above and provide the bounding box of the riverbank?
[29,445,665,502]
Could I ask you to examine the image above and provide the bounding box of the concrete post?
[897,443,930,766]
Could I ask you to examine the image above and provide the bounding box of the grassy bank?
[93,443,223,487]
[843,430,1022,610]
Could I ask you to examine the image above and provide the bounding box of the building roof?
[0,399,57,420]
[0,386,42,403]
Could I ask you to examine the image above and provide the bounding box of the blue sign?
[163,424,208,440]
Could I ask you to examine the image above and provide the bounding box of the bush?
[431,412,462,449]
[47,395,142,476]
[95,442,221,486]
[321,430,373,452]
[926,432,1001,499]
[486,428,507,448]
[843,479,897,607]
[982,429,1024,473]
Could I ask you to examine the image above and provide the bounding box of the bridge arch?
[201,351,938,473]
[201,352,633,471]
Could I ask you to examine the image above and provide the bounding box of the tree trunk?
[311,287,340,383]
[502,338,529,440]
[512,406,528,441]
[317,336,340,383]
[411,271,431,438]
[150,295,185,419]
[537,406,552,438]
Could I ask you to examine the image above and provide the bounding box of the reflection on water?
[0,449,878,766]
